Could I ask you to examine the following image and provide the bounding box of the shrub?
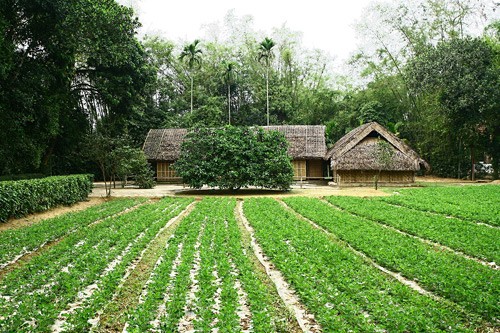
[114,146,156,189]
[174,126,293,191]
[0,174,93,222]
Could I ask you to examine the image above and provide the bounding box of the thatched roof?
[143,125,326,161]
[325,122,429,171]
[263,125,326,159]
[142,128,188,161]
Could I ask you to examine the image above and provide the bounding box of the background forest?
[0,0,498,179]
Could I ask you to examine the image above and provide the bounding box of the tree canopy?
[1,0,498,180]
[174,126,294,190]
[0,0,153,175]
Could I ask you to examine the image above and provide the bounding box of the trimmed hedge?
[0,174,93,222]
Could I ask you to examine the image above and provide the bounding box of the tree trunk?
[471,146,475,181]
[228,84,231,125]
[492,155,499,180]
[190,76,194,113]
[266,66,269,126]
[100,163,111,197]
[457,139,461,179]
[40,138,56,175]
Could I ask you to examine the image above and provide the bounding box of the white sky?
[119,0,374,63]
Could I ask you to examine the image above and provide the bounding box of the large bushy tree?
[174,126,293,190]
[0,0,152,175]
[408,37,500,180]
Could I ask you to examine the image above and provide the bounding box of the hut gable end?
[326,122,428,172]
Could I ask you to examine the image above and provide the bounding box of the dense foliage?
[0,0,152,175]
[0,174,92,222]
[174,126,294,190]
[0,0,498,180]
[408,37,500,180]
[84,134,155,196]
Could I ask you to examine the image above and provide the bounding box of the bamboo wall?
[336,170,415,184]
[307,160,323,178]
[155,161,182,182]
[293,159,325,180]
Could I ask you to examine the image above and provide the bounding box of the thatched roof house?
[143,128,188,162]
[325,122,428,184]
[143,125,327,181]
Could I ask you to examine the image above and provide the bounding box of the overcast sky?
[119,0,374,63]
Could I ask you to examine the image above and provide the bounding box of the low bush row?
[0,174,93,222]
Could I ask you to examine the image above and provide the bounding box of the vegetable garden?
[0,185,498,332]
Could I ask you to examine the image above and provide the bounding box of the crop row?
[0,197,192,332]
[408,185,500,205]
[243,198,479,332]
[283,197,499,323]
[384,185,500,226]
[0,198,146,268]
[126,198,279,332]
[326,196,499,263]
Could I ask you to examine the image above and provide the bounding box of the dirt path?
[90,183,390,199]
[236,201,322,333]
[0,197,107,232]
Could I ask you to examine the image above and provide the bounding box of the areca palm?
[179,39,203,113]
[257,37,276,126]
[222,60,236,124]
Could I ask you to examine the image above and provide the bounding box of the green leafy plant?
[245,198,480,332]
[0,198,192,332]
[174,126,293,191]
[284,197,499,323]
[327,195,500,263]
[0,198,145,267]
[383,185,500,226]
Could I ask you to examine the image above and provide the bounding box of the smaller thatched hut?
[142,125,327,182]
[325,122,428,184]
[264,125,326,180]
[142,128,187,182]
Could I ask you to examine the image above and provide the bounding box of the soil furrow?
[237,200,322,333]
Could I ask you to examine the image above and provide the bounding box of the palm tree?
[257,37,275,126]
[179,39,203,113]
[222,60,236,125]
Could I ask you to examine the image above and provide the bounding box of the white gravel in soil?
[237,201,322,333]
